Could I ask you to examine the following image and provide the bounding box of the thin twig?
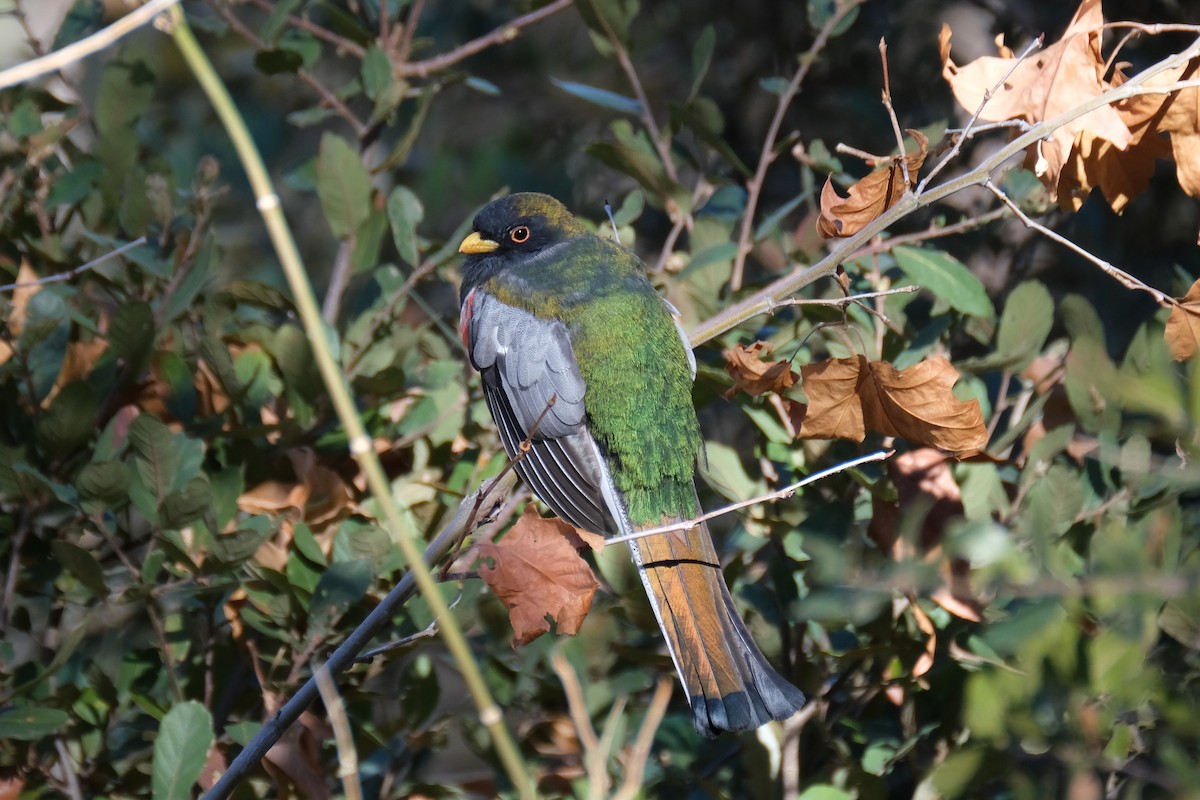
[399,0,572,78]
[315,664,364,800]
[604,450,892,547]
[917,36,1044,194]
[612,677,673,800]
[344,258,438,373]
[0,0,180,90]
[767,285,918,312]
[550,650,605,797]
[878,37,911,188]
[395,0,426,68]
[845,208,1008,261]
[53,737,84,800]
[0,237,146,292]
[730,0,864,291]
[983,179,1175,306]
[589,0,677,185]
[243,0,366,57]
[355,620,439,662]
[322,237,355,324]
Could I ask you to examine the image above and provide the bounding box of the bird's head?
[458,193,589,274]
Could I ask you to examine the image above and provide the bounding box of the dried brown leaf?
[722,341,798,398]
[1165,278,1200,361]
[797,355,988,455]
[817,130,928,238]
[940,1,1132,197]
[478,506,600,646]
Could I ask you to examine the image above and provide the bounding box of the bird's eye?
[509,225,531,244]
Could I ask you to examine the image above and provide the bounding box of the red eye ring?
[510,225,531,244]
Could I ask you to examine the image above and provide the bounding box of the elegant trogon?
[457,192,805,736]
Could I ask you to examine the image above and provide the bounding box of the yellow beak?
[459,231,500,255]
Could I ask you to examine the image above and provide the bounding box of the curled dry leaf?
[722,341,798,398]
[942,0,1200,214]
[940,0,1131,199]
[1165,278,1200,361]
[478,505,600,646]
[817,130,929,238]
[795,355,988,456]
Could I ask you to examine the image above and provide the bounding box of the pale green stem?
[167,9,534,798]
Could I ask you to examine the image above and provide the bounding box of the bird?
[457,192,805,736]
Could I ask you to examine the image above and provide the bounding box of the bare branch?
[0,0,180,90]
[0,236,147,293]
[315,665,363,800]
[400,0,573,78]
[983,178,1175,307]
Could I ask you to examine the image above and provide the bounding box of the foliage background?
[1,0,1199,798]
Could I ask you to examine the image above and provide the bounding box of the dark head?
[458,193,589,289]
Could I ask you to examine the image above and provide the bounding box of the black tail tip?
[690,683,807,738]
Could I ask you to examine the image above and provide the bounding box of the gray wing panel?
[467,291,617,535]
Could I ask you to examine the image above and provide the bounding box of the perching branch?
[603,449,892,547]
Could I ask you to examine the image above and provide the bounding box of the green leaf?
[960,280,1052,372]
[292,522,326,565]
[209,516,277,564]
[689,25,716,100]
[151,701,213,800]
[352,206,389,272]
[96,61,153,135]
[77,460,132,504]
[575,0,640,53]
[587,121,687,211]
[668,99,751,177]
[892,245,994,320]
[53,0,105,49]
[362,45,393,100]
[551,78,642,115]
[316,133,372,239]
[161,476,213,530]
[128,415,180,504]
[109,301,155,367]
[309,559,373,636]
[51,540,108,597]
[0,706,70,739]
[387,185,425,268]
[37,381,99,458]
[260,0,302,42]
[464,76,500,95]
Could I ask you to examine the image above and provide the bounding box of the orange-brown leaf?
[1165,278,1200,361]
[722,341,798,398]
[797,355,988,455]
[478,506,600,646]
[940,1,1132,197]
[817,131,928,238]
[794,356,868,440]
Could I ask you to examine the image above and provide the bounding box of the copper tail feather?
[629,520,806,737]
